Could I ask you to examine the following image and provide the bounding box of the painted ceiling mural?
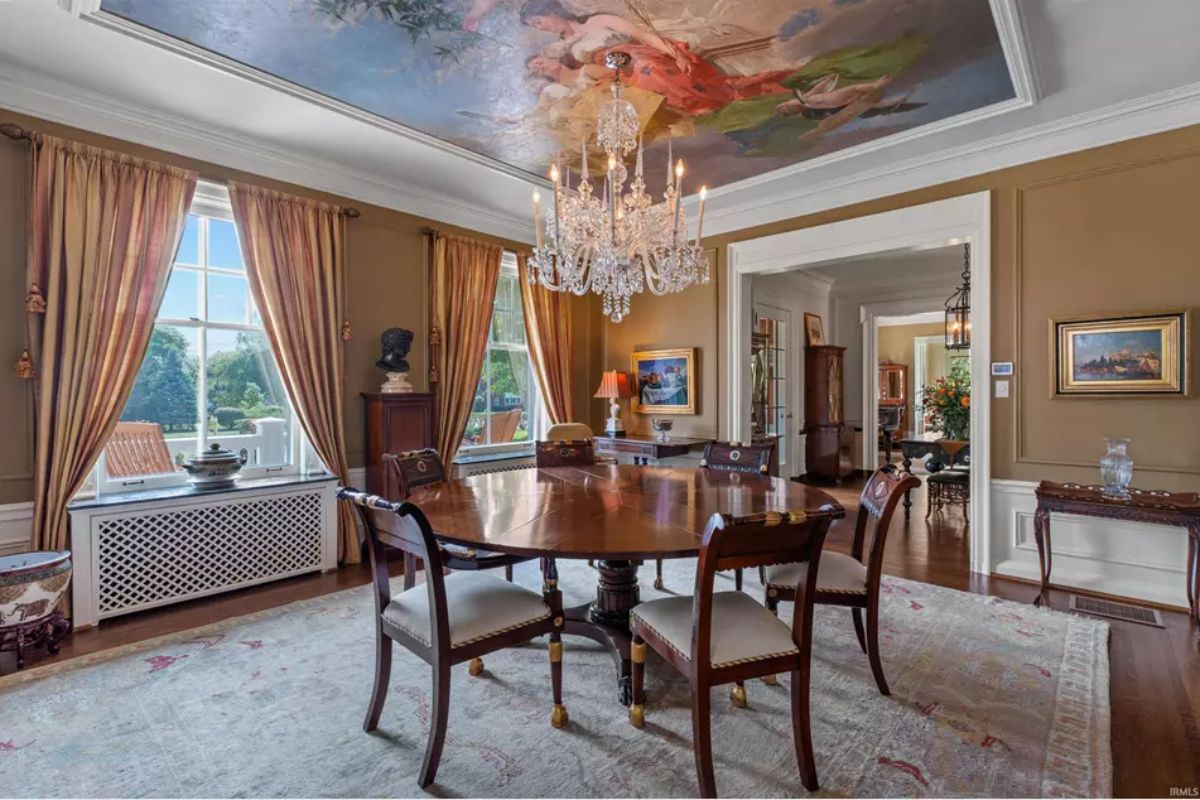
[101,0,1017,192]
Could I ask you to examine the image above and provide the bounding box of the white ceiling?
[1,0,1198,243]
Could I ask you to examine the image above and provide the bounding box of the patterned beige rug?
[0,559,1110,798]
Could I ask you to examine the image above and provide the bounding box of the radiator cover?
[70,479,338,627]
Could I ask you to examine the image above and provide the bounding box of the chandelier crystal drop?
[527,51,709,323]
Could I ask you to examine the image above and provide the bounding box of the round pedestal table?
[409,464,844,704]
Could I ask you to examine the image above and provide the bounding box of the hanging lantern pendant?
[945,243,971,350]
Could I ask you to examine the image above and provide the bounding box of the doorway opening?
[726,192,992,575]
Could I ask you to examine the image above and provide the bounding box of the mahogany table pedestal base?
[563,559,641,705]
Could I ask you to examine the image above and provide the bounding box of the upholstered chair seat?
[764,551,869,596]
[630,591,799,668]
[383,571,552,649]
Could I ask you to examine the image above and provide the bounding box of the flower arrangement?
[921,361,971,441]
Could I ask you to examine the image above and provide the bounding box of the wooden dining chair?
[761,464,919,696]
[534,439,595,467]
[647,439,780,592]
[338,487,569,789]
[384,450,531,589]
[628,508,835,797]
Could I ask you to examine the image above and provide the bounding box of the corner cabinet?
[362,392,436,499]
[804,345,855,483]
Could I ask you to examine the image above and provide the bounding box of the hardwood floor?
[7,478,1198,797]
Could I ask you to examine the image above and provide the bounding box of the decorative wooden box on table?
[804,345,855,483]
[362,392,436,499]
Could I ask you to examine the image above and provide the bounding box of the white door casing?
[726,192,992,574]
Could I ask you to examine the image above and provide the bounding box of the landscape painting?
[99,0,1018,191]
[1053,312,1189,396]
[631,348,695,414]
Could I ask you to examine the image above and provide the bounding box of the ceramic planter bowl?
[0,551,72,628]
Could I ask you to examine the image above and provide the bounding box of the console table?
[1033,481,1200,619]
[896,436,970,518]
[593,433,710,465]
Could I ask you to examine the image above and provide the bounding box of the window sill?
[69,473,337,511]
[454,446,533,465]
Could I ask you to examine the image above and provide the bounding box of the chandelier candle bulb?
[696,185,707,244]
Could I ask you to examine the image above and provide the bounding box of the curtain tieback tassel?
[14,350,34,379]
[25,283,47,314]
[341,320,352,341]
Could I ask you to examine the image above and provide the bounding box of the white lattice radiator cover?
[70,479,338,627]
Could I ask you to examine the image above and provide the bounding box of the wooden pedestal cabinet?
[804,345,855,483]
[362,392,436,499]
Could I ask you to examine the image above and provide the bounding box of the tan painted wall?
[602,125,1200,490]
[0,110,602,503]
[598,247,721,437]
[877,321,947,435]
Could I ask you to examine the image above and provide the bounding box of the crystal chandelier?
[527,52,710,323]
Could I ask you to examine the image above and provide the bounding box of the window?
[92,183,317,495]
[459,253,543,456]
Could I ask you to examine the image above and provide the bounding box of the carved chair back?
[692,509,834,661]
[852,464,921,584]
[385,448,448,497]
[700,440,775,475]
[337,488,451,653]
[535,439,595,468]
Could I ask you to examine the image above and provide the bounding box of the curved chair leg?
[691,686,717,798]
[549,633,568,728]
[865,598,890,696]
[403,553,417,591]
[629,636,646,728]
[790,664,818,792]
[504,564,514,582]
[926,484,935,520]
[851,608,867,655]
[654,559,664,591]
[418,659,451,789]
[734,568,743,592]
[363,632,393,732]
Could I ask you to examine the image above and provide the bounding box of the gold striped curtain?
[26,135,198,551]
[227,182,358,564]
[517,253,574,425]
[432,234,502,465]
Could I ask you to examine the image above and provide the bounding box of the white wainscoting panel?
[0,502,33,556]
[990,479,1188,608]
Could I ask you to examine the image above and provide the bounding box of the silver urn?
[182,443,247,490]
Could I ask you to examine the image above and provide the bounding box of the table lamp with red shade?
[594,370,633,436]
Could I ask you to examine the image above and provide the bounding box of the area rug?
[0,559,1110,798]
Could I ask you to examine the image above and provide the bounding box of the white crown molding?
[877,310,944,327]
[0,60,535,243]
[702,79,1200,238]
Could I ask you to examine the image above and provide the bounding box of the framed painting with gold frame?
[630,348,696,415]
[1050,310,1189,397]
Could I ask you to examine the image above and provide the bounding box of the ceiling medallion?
[527,51,709,323]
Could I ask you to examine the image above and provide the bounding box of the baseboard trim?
[991,570,1189,614]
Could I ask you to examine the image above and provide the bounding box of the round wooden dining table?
[407,464,845,703]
